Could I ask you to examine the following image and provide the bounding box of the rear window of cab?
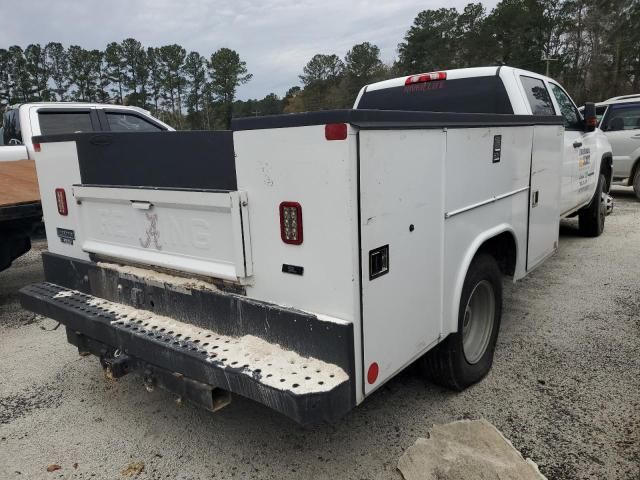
[357,76,514,114]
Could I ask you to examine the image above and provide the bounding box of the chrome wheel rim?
[462,280,495,364]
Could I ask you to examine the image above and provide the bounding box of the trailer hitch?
[100,349,130,379]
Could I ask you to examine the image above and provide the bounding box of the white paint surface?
[360,129,445,393]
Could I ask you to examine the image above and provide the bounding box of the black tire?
[420,253,502,391]
[579,173,606,237]
[633,168,640,201]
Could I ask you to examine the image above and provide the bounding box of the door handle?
[572,141,583,148]
[131,201,152,210]
[632,134,640,139]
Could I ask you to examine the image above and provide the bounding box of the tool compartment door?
[73,186,252,281]
[527,125,563,270]
[359,129,445,394]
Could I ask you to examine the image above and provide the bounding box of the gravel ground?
[1,187,638,480]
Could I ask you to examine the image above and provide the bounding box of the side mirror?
[583,102,597,132]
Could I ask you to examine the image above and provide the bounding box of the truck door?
[359,129,445,394]
[548,82,597,210]
[527,126,563,270]
[518,75,577,214]
[28,106,100,138]
[0,109,29,160]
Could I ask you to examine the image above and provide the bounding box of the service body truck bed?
[20,67,612,424]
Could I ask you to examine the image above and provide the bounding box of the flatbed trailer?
[0,159,41,270]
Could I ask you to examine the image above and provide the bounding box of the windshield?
[1,109,22,145]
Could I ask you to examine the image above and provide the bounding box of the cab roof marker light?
[405,71,447,85]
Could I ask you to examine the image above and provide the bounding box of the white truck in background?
[0,103,172,271]
[20,67,612,424]
[587,95,640,199]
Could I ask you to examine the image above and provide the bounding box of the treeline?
[0,41,251,129]
[1,0,638,129]
[395,0,640,105]
[288,0,640,110]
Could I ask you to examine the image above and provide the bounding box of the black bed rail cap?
[31,129,232,145]
[231,109,564,131]
[31,130,237,191]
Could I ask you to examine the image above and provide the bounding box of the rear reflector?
[367,362,379,384]
[55,188,68,216]
[325,123,348,141]
[33,143,41,152]
[405,71,447,85]
[279,202,303,245]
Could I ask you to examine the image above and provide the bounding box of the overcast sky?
[2,0,498,100]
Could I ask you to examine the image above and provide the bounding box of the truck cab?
[1,103,173,161]
[354,66,613,227]
[0,103,172,271]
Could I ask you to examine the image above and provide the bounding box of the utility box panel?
[360,130,445,393]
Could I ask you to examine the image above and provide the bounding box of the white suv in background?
[592,95,640,199]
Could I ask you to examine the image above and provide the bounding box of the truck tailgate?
[73,186,252,281]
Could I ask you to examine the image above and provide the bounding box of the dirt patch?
[0,381,62,425]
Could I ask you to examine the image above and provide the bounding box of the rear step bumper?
[19,253,356,425]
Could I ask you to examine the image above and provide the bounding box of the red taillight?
[55,188,68,216]
[33,143,41,152]
[325,123,348,141]
[405,71,447,85]
[279,202,303,245]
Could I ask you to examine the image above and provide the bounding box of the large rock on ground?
[398,419,546,480]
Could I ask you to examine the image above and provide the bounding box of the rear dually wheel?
[420,253,502,391]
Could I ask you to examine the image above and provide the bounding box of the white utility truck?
[0,103,172,271]
[20,67,612,424]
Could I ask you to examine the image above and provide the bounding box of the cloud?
[0,0,497,99]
